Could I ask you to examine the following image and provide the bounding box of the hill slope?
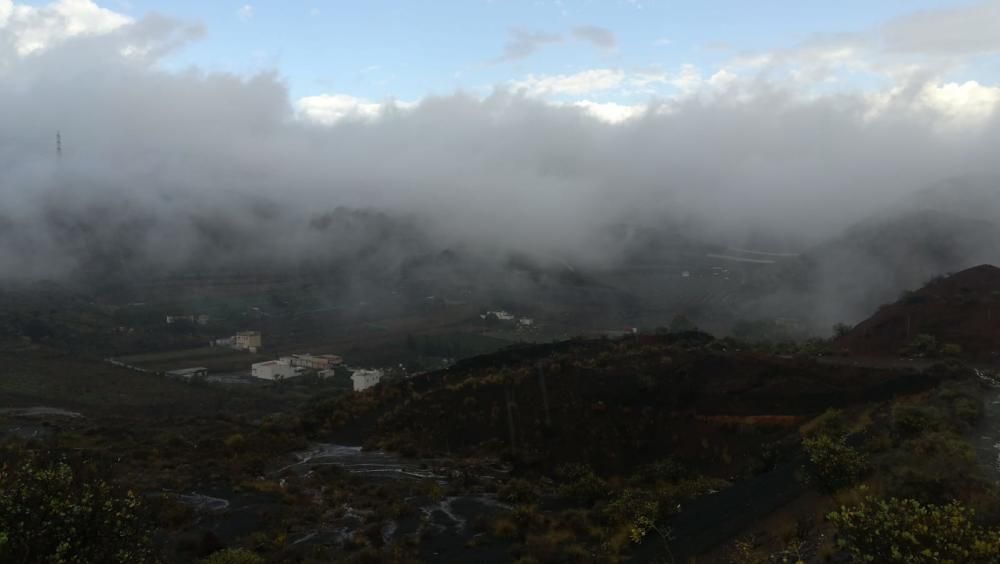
[836,264,1000,357]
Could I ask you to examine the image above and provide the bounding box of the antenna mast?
[56,131,62,158]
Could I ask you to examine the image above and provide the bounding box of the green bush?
[0,458,153,563]
[632,457,689,484]
[800,408,847,438]
[555,464,608,506]
[498,478,542,504]
[605,489,661,543]
[200,548,267,564]
[900,334,940,358]
[828,497,1000,563]
[941,343,963,357]
[892,403,946,436]
[887,432,980,503]
[802,434,868,490]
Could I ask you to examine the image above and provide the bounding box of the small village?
[109,329,386,392]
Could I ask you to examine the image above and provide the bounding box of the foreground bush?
[887,431,980,502]
[605,489,661,543]
[201,548,267,564]
[0,457,153,563]
[828,497,1000,563]
[555,464,608,505]
[802,434,868,490]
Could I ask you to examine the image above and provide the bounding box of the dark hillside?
[836,264,1000,358]
[318,333,947,476]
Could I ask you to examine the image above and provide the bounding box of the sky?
[1,0,1000,292]
[5,0,1000,123]
[116,0,980,100]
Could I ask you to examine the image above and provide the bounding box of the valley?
[3,265,1000,562]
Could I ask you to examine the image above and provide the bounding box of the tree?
[802,434,868,490]
[669,314,697,333]
[0,457,153,563]
[828,497,1000,563]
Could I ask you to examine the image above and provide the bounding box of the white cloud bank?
[0,0,129,56]
[0,0,999,282]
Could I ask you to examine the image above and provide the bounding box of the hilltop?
[836,264,1000,358]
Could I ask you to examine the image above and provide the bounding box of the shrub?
[201,548,267,564]
[828,497,1000,563]
[605,489,660,543]
[556,464,607,505]
[900,334,940,358]
[224,433,247,453]
[887,432,980,503]
[729,535,766,564]
[490,516,518,539]
[892,403,945,436]
[941,343,963,357]
[634,457,688,483]
[0,458,153,563]
[800,408,846,438]
[498,478,542,504]
[523,529,577,562]
[802,434,868,491]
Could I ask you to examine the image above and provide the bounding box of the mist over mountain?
[778,175,1000,326]
[2,8,1000,331]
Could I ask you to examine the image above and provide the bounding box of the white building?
[252,359,302,381]
[281,354,343,370]
[234,331,262,352]
[351,369,383,392]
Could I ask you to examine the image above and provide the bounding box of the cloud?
[0,1,999,323]
[237,4,254,22]
[509,68,625,96]
[713,2,1000,100]
[572,25,616,50]
[0,0,130,56]
[505,65,735,100]
[881,0,1000,55]
[570,100,645,123]
[0,1,12,27]
[865,79,1000,128]
[492,28,561,63]
[296,94,415,124]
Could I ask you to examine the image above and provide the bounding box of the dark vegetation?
[0,449,154,563]
[836,264,1000,359]
[2,265,1000,562]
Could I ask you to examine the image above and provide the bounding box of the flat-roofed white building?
[252,359,302,381]
[351,369,383,392]
[282,354,343,370]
